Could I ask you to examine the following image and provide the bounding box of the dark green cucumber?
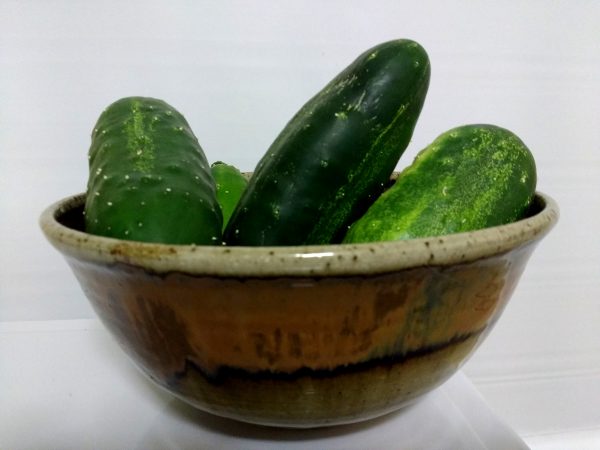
[84,97,222,245]
[343,124,537,243]
[224,39,430,246]
[211,161,248,231]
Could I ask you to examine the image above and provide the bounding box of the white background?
[1,1,599,447]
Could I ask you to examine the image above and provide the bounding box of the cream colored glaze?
[40,193,558,277]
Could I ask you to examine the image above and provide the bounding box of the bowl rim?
[40,192,559,277]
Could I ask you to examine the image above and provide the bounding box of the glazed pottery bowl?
[40,191,558,428]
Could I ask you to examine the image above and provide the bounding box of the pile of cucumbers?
[84,39,536,247]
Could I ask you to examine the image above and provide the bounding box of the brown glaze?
[170,333,480,427]
[40,191,559,427]
[70,246,529,378]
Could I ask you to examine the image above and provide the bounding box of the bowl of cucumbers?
[40,39,558,428]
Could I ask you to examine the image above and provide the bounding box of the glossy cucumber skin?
[224,39,431,246]
[343,124,537,243]
[84,97,222,245]
[211,161,248,231]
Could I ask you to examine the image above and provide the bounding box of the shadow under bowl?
[39,191,558,428]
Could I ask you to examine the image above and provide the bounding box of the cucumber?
[84,97,222,245]
[224,39,431,246]
[343,124,537,243]
[211,161,248,231]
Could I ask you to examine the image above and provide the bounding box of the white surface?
[1,0,599,447]
[0,319,528,450]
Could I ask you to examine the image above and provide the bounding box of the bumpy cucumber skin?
[224,39,431,246]
[343,124,537,243]
[211,161,248,231]
[84,97,222,245]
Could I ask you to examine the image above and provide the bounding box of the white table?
[1,319,528,450]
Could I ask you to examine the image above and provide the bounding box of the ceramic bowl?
[40,190,558,428]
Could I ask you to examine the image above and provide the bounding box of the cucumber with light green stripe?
[343,124,537,243]
[224,39,431,246]
[84,96,222,245]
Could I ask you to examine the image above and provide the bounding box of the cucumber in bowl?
[225,39,431,246]
[343,124,537,243]
[211,161,248,231]
[85,97,222,245]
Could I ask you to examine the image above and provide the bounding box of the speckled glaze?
[40,189,558,428]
